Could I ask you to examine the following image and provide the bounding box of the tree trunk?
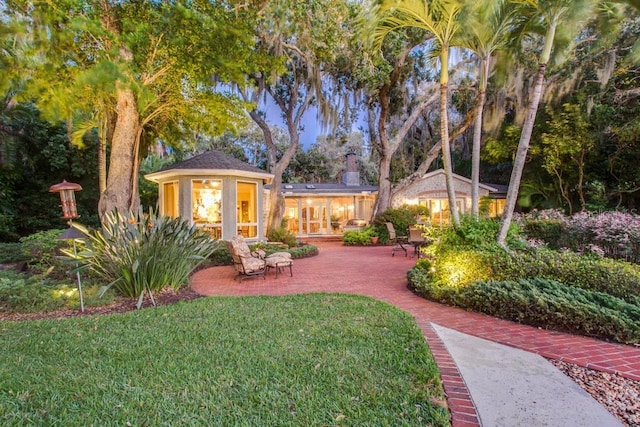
[471,57,490,218]
[439,51,459,227]
[98,87,140,218]
[375,153,393,217]
[497,62,547,246]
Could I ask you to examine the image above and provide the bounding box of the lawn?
[0,293,449,426]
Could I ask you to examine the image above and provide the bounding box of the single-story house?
[392,169,507,226]
[145,150,505,240]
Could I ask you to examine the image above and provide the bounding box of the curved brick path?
[191,241,640,427]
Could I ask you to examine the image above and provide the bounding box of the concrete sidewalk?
[432,324,621,427]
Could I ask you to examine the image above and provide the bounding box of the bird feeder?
[49,180,82,219]
[49,179,85,311]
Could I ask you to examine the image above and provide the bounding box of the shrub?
[490,247,640,303]
[372,208,416,242]
[342,227,376,245]
[455,278,640,344]
[408,270,640,344]
[286,244,319,258]
[0,242,26,263]
[19,229,69,277]
[267,226,297,248]
[0,270,115,313]
[71,210,216,308]
[520,209,640,263]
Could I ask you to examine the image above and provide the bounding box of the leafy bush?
[72,210,215,308]
[520,209,640,263]
[0,270,115,313]
[19,229,68,276]
[490,247,640,304]
[456,279,640,344]
[342,227,376,245]
[372,208,416,242]
[267,226,297,248]
[408,271,640,344]
[0,242,26,263]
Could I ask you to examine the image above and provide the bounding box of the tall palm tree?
[496,0,598,246]
[462,1,522,217]
[375,0,479,227]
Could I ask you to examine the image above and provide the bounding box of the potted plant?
[369,228,379,245]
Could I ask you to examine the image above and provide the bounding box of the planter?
[370,236,379,244]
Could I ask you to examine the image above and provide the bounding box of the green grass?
[0,294,449,426]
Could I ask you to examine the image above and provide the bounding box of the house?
[271,152,377,237]
[144,150,273,240]
[145,150,505,240]
[391,169,506,226]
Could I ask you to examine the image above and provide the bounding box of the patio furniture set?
[226,235,293,281]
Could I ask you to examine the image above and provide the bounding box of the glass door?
[305,202,325,234]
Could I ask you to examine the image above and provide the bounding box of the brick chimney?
[342,152,360,186]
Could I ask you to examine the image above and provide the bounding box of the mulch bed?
[0,287,202,322]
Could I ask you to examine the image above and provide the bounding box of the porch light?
[49,180,82,219]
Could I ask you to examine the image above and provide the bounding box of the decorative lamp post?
[49,180,85,312]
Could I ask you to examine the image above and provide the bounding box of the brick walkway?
[191,241,640,427]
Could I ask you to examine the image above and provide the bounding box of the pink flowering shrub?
[522,210,640,263]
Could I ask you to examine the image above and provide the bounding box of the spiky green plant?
[67,210,216,308]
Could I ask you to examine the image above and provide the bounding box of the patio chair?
[385,222,408,257]
[225,240,268,281]
[408,226,426,257]
[228,235,293,279]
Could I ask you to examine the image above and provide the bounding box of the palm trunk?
[439,48,459,227]
[471,57,490,218]
[98,87,140,218]
[497,62,547,245]
[497,20,557,247]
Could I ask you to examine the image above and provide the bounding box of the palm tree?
[375,0,479,227]
[462,1,522,217]
[496,0,599,247]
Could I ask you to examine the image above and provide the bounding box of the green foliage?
[267,226,297,248]
[286,244,319,258]
[342,227,376,245]
[490,247,640,304]
[372,207,416,241]
[72,210,215,307]
[409,269,640,344]
[0,242,26,263]
[19,229,69,277]
[457,279,640,344]
[0,295,449,426]
[0,270,115,313]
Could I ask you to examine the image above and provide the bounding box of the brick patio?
[191,241,640,427]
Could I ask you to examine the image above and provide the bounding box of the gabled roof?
[420,169,500,192]
[145,150,273,183]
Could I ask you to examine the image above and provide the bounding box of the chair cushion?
[231,235,252,257]
[241,256,266,273]
[266,251,292,260]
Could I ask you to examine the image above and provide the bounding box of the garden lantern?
[49,180,82,219]
[50,180,84,311]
